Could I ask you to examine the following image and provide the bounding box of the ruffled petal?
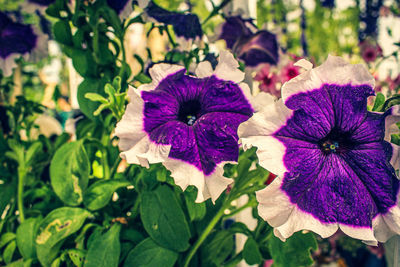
[282,55,375,104]
[116,87,171,166]
[214,51,244,83]
[257,177,338,241]
[238,99,292,176]
[195,61,213,78]
[163,158,232,202]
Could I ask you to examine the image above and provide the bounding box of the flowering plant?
[1,1,400,267]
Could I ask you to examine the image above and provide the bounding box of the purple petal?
[282,153,379,227]
[0,12,37,58]
[201,76,253,116]
[219,16,253,49]
[235,30,279,67]
[142,90,179,133]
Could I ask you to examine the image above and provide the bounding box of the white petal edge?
[136,63,185,94]
[238,99,292,176]
[116,86,171,167]
[195,61,213,78]
[148,63,185,86]
[138,0,150,9]
[282,55,375,104]
[214,50,244,83]
[0,53,19,77]
[257,177,338,241]
[119,0,134,20]
[294,58,313,70]
[163,158,233,203]
[373,190,400,243]
[257,176,378,245]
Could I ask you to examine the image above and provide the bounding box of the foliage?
[1,0,399,266]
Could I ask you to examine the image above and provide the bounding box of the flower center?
[178,100,202,126]
[318,128,354,154]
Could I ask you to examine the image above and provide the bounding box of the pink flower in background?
[386,74,400,92]
[280,62,300,82]
[360,40,383,63]
[254,65,280,97]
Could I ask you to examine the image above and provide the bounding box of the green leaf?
[0,232,16,249]
[77,79,106,120]
[0,182,14,221]
[243,237,262,265]
[36,207,92,267]
[83,179,131,211]
[53,20,72,45]
[3,240,16,264]
[6,258,33,267]
[84,224,121,267]
[123,238,178,267]
[184,186,206,221]
[204,230,234,265]
[268,232,318,267]
[140,185,191,252]
[84,93,108,103]
[50,140,89,206]
[372,92,385,111]
[16,217,42,259]
[67,249,85,267]
[25,142,42,166]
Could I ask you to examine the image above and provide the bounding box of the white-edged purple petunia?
[0,11,47,76]
[115,51,254,202]
[238,55,400,245]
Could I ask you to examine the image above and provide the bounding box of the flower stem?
[183,202,229,267]
[17,166,26,222]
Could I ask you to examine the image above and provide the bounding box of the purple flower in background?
[0,12,39,76]
[218,16,279,67]
[239,56,400,244]
[139,0,202,49]
[219,16,253,49]
[115,51,253,202]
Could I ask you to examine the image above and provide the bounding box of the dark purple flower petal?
[107,0,131,14]
[219,16,253,49]
[201,76,253,116]
[235,30,279,67]
[144,1,202,41]
[0,12,37,59]
[28,0,55,6]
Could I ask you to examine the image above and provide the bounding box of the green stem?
[118,33,127,78]
[165,26,177,48]
[17,166,26,222]
[100,133,111,179]
[183,202,229,267]
[223,199,257,219]
[202,0,232,25]
[109,157,122,179]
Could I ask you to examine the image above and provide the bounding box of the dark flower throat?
[318,128,354,154]
[178,100,202,126]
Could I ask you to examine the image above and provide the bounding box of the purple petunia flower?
[115,51,255,202]
[0,12,47,76]
[218,16,279,67]
[138,0,202,49]
[239,56,400,244]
